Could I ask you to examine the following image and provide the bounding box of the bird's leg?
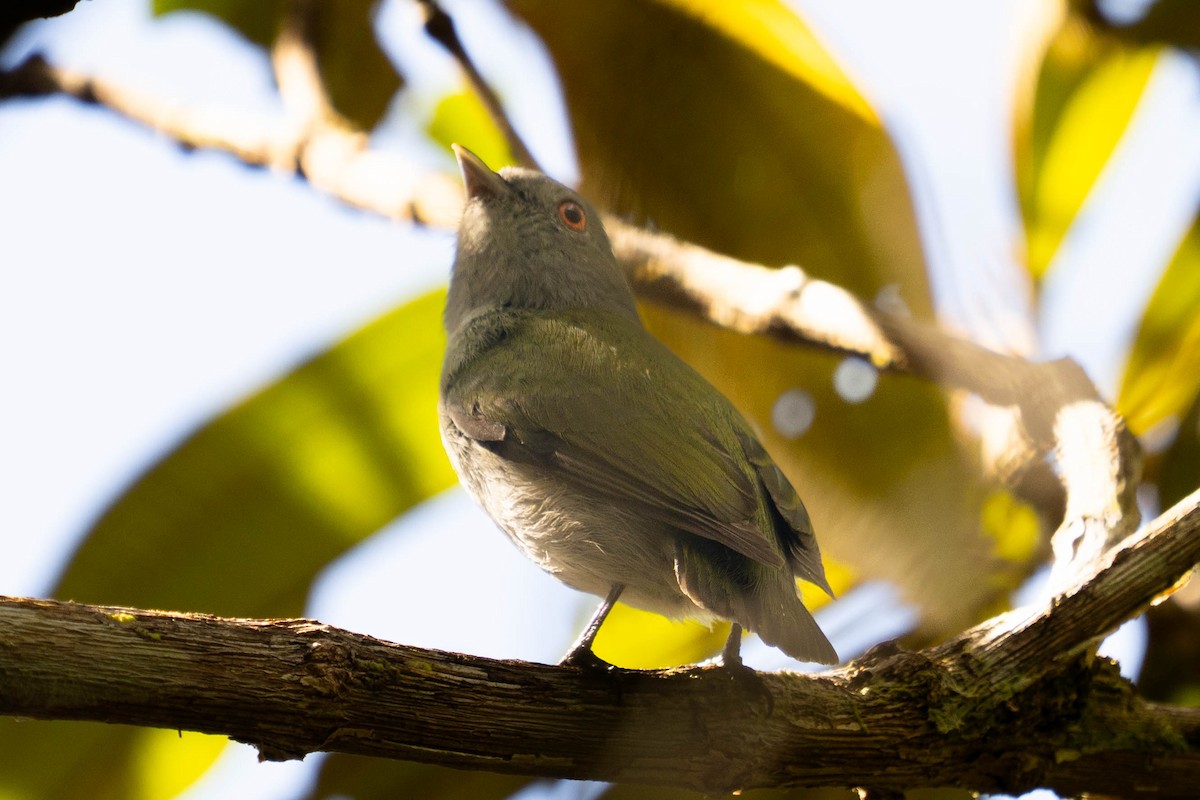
[721,622,744,667]
[559,583,624,669]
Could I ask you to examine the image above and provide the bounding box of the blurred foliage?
[52,289,454,616]
[7,0,1200,798]
[1014,5,1160,279]
[1069,0,1200,51]
[1118,215,1200,510]
[153,0,402,129]
[426,89,517,171]
[1159,387,1200,513]
[1118,216,1200,436]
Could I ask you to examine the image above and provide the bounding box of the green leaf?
[312,0,403,131]
[53,288,453,615]
[1118,217,1200,436]
[593,605,731,669]
[593,557,855,668]
[507,0,929,307]
[1014,10,1160,278]
[153,0,284,46]
[0,723,224,800]
[1158,389,1200,512]
[154,0,403,130]
[427,89,517,172]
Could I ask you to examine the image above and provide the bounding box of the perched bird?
[439,145,837,667]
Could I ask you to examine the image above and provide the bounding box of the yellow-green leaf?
[593,605,730,669]
[1158,389,1200,512]
[427,89,517,172]
[153,0,284,46]
[1118,217,1200,436]
[506,0,930,307]
[53,289,453,616]
[1014,6,1161,278]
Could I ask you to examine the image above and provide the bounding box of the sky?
[2,1,1200,799]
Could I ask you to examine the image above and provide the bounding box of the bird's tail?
[675,539,838,665]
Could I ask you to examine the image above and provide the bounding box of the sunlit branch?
[2,488,1199,795]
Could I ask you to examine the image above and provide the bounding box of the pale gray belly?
[442,423,707,620]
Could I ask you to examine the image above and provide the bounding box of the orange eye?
[558,200,587,231]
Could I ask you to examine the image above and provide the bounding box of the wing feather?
[443,309,789,569]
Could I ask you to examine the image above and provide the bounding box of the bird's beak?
[453,144,508,201]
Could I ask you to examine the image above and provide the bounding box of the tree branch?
[3,488,1199,795]
[0,54,466,226]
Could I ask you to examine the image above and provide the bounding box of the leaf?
[427,89,517,172]
[1158,389,1200,513]
[1071,0,1200,51]
[593,606,731,669]
[1014,6,1160,278]
[52,289,453,615]
[312,0,403,130]
[153,0,403,130]
[505,0,1031,647]
[1118,216,1200,436]
[153,0,284,46]
[506,0,929,308]
[0,723,223,800]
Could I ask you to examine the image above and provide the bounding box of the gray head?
[445,145,641,332]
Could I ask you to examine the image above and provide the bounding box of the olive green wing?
[443,310,790,569]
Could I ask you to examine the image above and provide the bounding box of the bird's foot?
[559,645,617,671]
[718,624,773,714]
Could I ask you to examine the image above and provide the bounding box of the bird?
[438,144,837,667]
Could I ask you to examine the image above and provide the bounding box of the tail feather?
[674,539,838,665]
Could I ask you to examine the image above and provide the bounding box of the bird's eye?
[558,200,587,231]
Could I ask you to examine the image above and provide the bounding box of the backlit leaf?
[53,289,453,616]
[1118,216,1200,436]
[427,89,517,172]
[1014,6,1160,278]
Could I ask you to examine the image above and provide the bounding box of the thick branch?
[3,491,1200,795]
